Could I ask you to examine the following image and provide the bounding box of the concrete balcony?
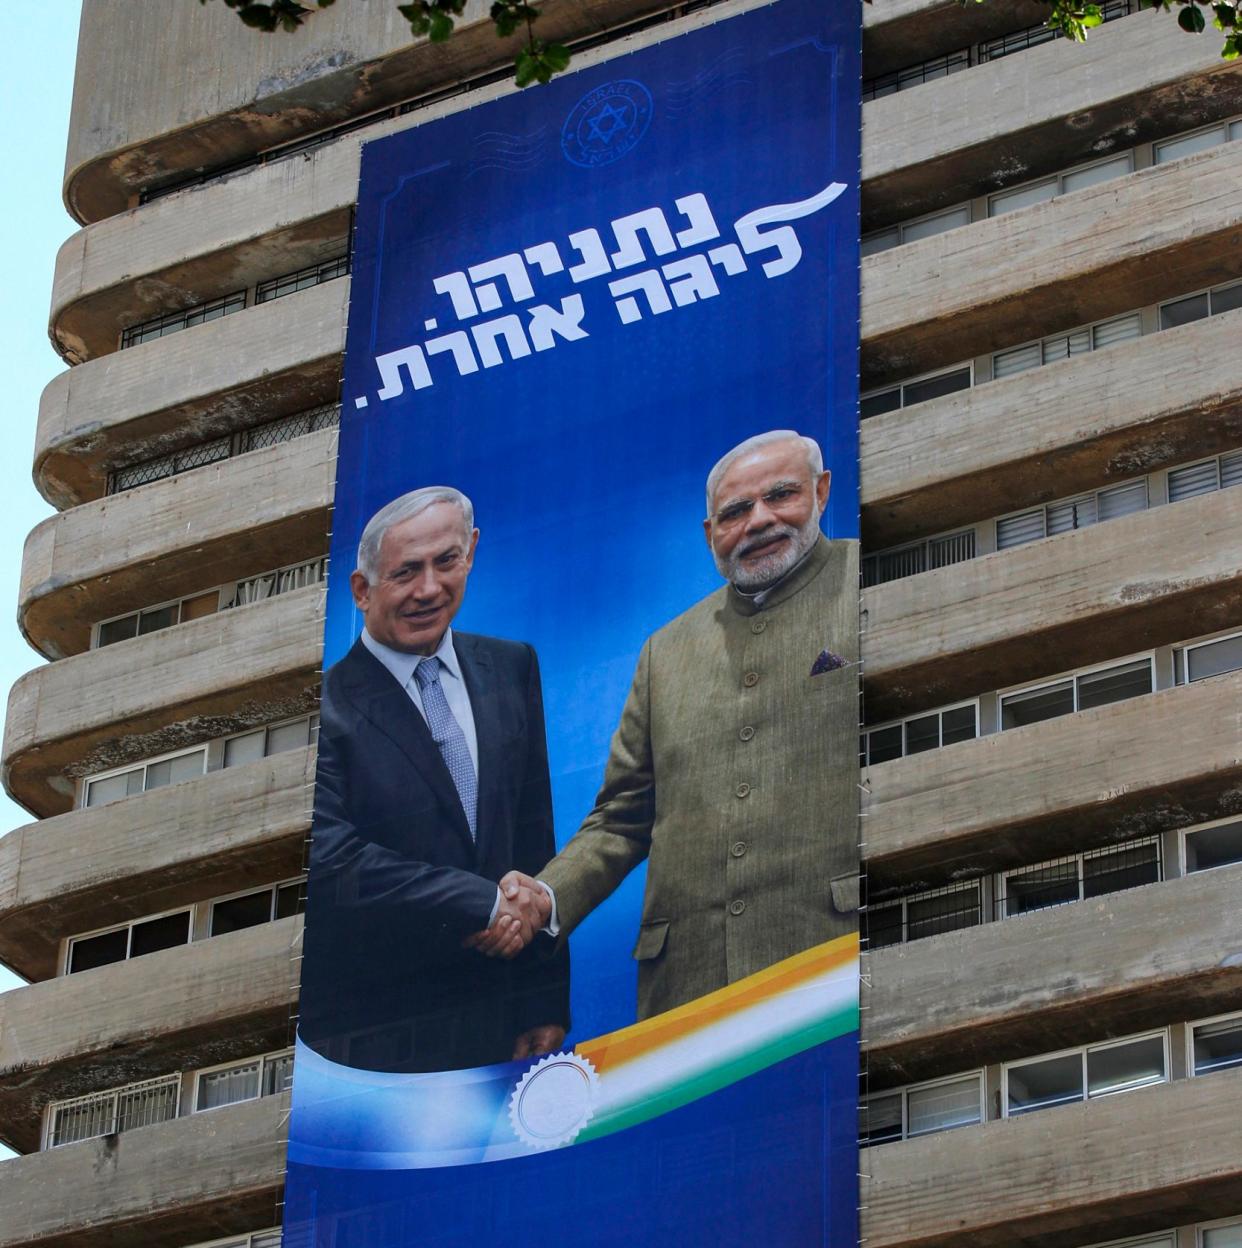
[2,587,322,819]
[0,748,311,982]
[862,483,1242,721]
[0,1091,286,1248]
[36,280,345,508]
[864,11,1242,226]
[864,865,1242,1087]
[21,427,334,658]
[861,307,1242,550]
[861,137,1242,389]
[862,1067,1242,1248]
[864,669,1242,889]
[0,917,298,1155]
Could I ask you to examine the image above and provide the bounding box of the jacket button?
[739,725,755,742]
[735,782,751,798]
[751,620,766,634]
[729,899,746,916]
[743,671,759,688]
[731,841,748,857]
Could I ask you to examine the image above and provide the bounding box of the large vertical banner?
[285,0,860,1242]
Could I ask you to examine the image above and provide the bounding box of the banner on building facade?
[285,0,862,1240]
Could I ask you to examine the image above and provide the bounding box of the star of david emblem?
[585,101,631,146]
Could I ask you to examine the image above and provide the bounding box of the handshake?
[463,871,550,959]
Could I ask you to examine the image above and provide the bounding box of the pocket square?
[811,649,846,676]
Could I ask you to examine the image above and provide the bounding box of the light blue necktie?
[413,657,478,841]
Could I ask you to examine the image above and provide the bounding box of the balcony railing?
[47,1074,180,1148]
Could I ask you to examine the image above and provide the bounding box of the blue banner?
[287,0,861,1242]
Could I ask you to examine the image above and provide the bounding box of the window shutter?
[996,510,1046,549]
[1168,459,1220,502]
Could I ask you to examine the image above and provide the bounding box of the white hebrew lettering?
[471,316,532,368]
[432,272,479,320]
[608,271,673,324]
[527,295,588,352]
[567,229,612,283]
[662,255,720,307]
[610,207,677,270]
[708,243,747,276]
[425,331,479,376]
[524,242,565,277]
[375,346,433,400]
[673,193,720,248]
[733,181,847,279]
[467,254,535,312]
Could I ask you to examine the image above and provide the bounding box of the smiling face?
[350,502,478,655]
[703,438,830,592]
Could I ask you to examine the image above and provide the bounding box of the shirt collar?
[361,627,462,690]
[727,535,832,616]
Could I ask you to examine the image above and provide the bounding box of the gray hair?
[356,486,475,581]
[705,430,824,517]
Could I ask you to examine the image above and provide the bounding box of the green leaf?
[542,42,571,72]
[1224,30,1242,52]
[1179,4,1207,30]
[514,47,538,87]
[428,8,454,39]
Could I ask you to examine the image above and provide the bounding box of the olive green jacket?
[540,535,859,1021]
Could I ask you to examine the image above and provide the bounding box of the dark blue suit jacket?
[300,633,570,1072]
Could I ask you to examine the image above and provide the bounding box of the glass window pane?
[68,928,129,973]
[907,885,981,941]
[1221,451,1242,490]
[263,1052,295,1096]
[902,205,971,243]
[1001,681,1075,730]
[860,229,899,258]
[940,704,977,746]
[144,759,172,790]
[167,750,207,784]
[1193,1018,1242,1076]
[1160,292,1210,330]
[129,911,191,958]
[180,591,219,622]
[224,730,267,768]
[1076,659,1152,712]
[1185,820,1242,872]
[276,882,304,919]
[197,1062,261,1110]
[867,725,904,766]
[85,771,134,808]
[1204,1226,1242,1248]
[996,510,1046,549]
[860,389,901,420]
[903,368,971,407]
[1231,119,1242,141]
[266,719,311,755]
[1168,459,1221,502]
[212,889,275,936]
[1092,313,1142,349]
[1086,1035,1165,1097]
[904,714,940,756]
[1083,842,1160,897]
[1007,1053,1084,1115]
[1154,125,1227,164]
[1004,862,1079,916]
[137,604,178,636]
[252,1233,284,1248]
[1097,480,1147,521]
[992,343,1042,380]
[989,179,1057,217]
[860,1093,903,1145]
[1185,634,1242,682]
[864,903,905,949]
[1211,281,1242,316]
[97,615,139,647]
[907,1076,981,1136]
[1061,153,1133,193]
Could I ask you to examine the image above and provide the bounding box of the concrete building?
[0,0,1240,1245]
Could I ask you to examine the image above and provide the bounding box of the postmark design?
[508,1051,600,1150]
[561,80,654,169]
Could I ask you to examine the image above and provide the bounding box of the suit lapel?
[338,640,475,855]
[456,634,503,865]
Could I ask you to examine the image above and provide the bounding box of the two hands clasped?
[463,871,548,959]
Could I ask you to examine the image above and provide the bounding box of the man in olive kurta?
[473,430,859,1022]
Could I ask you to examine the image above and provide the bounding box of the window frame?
[208,876,306,937]
[997,652,1155,732]
[64,903,195,976]
[43,1073,182,1150]
[987,150,1136,218]
[1174,627,1242,686]
[1198,1217,1242,1248]
[1179,812,1242,876]
[861,1069,986,1146]
[996,835,1162,920]
[1153,114,1242,165]
[1187,1010,1242,1079]
[860,526,978,588]
[862,699,981,767]
[1159,276,1242,331]
[861,201,973,256]
[859,362,974,419]
[192,1047,295,1114]
[990,309,1144,383]
[92,588,226,650]
[82,743,210,809]
[863,879,983,949]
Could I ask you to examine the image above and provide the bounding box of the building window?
[223,715,319,768]
[195,1049,294,1112]
[1175,631,1242,685]
[1183,818,1242,874]
[1159,279,1242,330]
[977,0,1133,61]
[1005,1031,1167,1118]
[186,1233,283,1248]
[210,880,305,937]
[66,908,193,975]
[238,401,341,453]
[998,837,1161,918]
[1167,450,1242,504]
[992,312,1142,381]
[1191,1014,1242,1077]
[862,49,970,102]
[1000,657,1153,731]
[1154,117,1242,164]
[84,746,208,808]
[995,476,1150,549]
[1202,1225,1242,1248]
[95,591,222,649]
[865,881,982,949]
[861,1072,984,1146]
[224,557,328,610]
[120,292,247,349]
[861,203,972,257]
[46,1074,181,1148]
[860,366,972,420]
[255,255,350,304]
[861,530,976,588]
[988,152,1134,218]
[862,702,978,766]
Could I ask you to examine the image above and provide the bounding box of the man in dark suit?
[299,486,568,1073]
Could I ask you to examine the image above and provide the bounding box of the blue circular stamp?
[561,80,653,169]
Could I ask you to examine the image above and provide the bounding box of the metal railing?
[862,530,975,588]
[47,1074,180,1148]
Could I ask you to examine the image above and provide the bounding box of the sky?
[0,7,82,996]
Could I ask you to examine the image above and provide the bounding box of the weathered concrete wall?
[864,669,1242,888]
[0,747,312,982]
[3,587,322,818]
[0,919,299,1154]
[862,483,1242,719]
[863,1068,1242,1247]
[0,1090,286,1247]
[21,428,335,657]
[862,307,1242,549]
[865,865,1242,1086]
[36,278,346,508]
